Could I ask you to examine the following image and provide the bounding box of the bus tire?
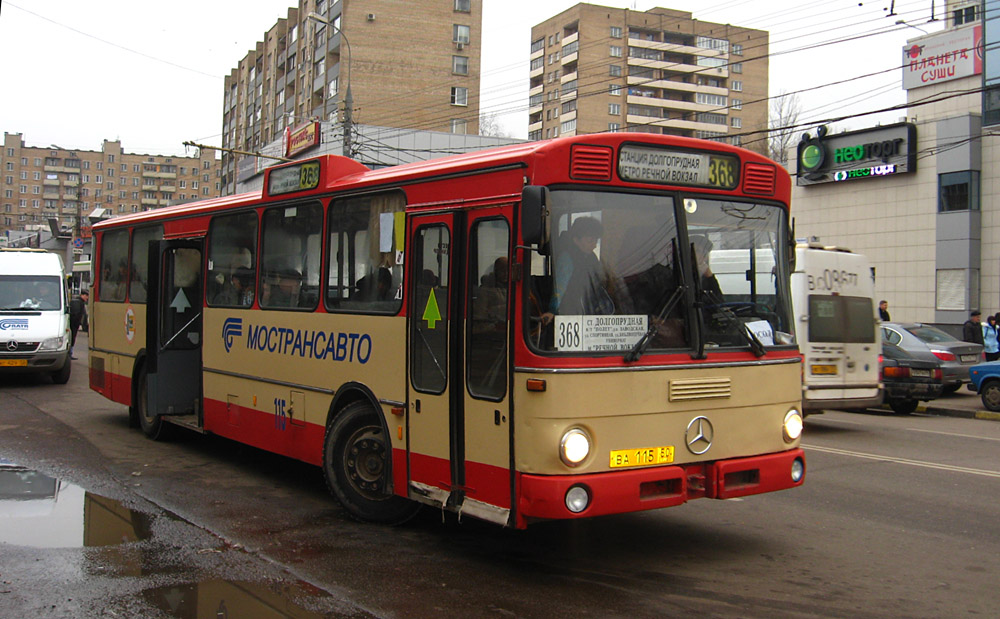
[50,360,72,385]
[135,366,175,441]
[323,401,419,525]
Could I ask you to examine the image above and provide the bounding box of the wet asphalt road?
[3,335,1000,618]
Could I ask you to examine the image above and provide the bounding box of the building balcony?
[43,192,61,200]
[43,165,73,174]
[627,115,730,133]
[528,120,543,133]
[561,110,577,122]
[529,102,543,115]
[560,89,577,102]
[530,46,544,61]
[627,76,728,97]
[149,171,177,179]
[159,185,177,193]
[529,83,544,97]
[562,32,579,46]
[530,65,543,79]
[142,184,157,191]
[561,51,578,65]
[626,95,724,115]
[627,56,728,79]
[141,198,158,206]
[560,71,578,84]
[43,178,60,186]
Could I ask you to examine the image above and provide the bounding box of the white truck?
[791,243,881,413]
[0,248,72,384]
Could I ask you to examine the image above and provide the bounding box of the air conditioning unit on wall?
[367,13,375,21]
[456,42,465,50]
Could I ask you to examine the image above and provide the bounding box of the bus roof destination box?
[0,248,72,384]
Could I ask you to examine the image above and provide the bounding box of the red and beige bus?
[88,133,805,529]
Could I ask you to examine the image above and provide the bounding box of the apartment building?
[222,0,483,189]
[529,4,769,155]
[2,132,220,238]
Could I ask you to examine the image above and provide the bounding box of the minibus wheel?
[51,360,72,385]
[323,401,419,525]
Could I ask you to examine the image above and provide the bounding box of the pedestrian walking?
[985,314,1000,361]
[69,289,88,360]
[963,310,985,346]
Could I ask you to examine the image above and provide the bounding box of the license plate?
[909,368,931,377]
[961,355,978,363]
[610,446,674,468]
[0,359,27,367]
[811,364,838,375]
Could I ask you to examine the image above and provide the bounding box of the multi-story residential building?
[221,0,483,190]
[528,4,769,155]
[1,132,220,238]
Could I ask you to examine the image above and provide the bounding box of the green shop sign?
[796,122,917,186]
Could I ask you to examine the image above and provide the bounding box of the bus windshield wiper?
[711,305,767,357]
[625,285,686,363]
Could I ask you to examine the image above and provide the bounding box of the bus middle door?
[146,239,203,421]
[407,213,463,511]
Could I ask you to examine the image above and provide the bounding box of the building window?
[561,119,576,133]
[609,64,622,77]
[451,86,469,106]
[453,24,471,44]
[609,103,620,115]
[454,0,471,12]
[731,80,743,92]
[938,171,980,211]
[731,117,742,128]
[732,98,743,110]
[733,43,743,56]
[609,84,622,95]
[453,55,469,75]
[450,119,467,133]
[731,62,743,73]
[610,26,622,38]
[610,45,622,57]
[531,56,543,70]
[608,123,621,132]
[954,5,977,25]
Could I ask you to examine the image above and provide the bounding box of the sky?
[0,0,944,157]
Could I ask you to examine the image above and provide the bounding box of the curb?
[919,404,1000,422]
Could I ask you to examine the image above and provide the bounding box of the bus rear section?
[791,244,881,412]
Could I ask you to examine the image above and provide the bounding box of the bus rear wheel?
[323,401,419,525]
[136,367,175,441]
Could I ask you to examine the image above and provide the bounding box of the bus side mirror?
[521,186,547,251]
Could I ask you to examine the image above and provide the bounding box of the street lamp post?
[307,12,353,158]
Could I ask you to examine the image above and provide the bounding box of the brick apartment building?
[529,4,769,155]
[222,0,483,189]
[2,132,220,239]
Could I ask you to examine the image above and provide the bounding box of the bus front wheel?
[323,401,419,525]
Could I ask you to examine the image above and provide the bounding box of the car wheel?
[942,383,961,394]
[888,399,919,415]
[981,382,1000,412]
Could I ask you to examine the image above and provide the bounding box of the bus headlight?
[783,409,803,443]
[560,428,591,466]
[39,335,67,351]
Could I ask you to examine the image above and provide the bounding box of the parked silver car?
[880,322,984,392]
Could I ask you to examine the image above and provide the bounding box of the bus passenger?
[264,268,301,307]
[691,235,723,304]
[542,217,613,325]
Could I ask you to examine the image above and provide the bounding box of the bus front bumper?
[517,448,805,525]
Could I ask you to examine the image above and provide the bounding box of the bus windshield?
[529,190,794,355]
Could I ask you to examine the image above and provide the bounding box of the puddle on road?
[0,460,360,617]
[0,460,152,548]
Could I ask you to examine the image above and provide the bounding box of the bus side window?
[99,229,130,303]
[260,202,322,310]
[327,191,405,314]
[207,212,258,308]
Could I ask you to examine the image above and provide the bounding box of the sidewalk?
[916,387,1000,421]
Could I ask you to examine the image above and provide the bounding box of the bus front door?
[407,212,514,526]
[146,240,203,420]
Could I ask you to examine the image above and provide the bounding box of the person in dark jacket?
[69,290,88,360]
[878,300,891,321]
[542,217,614,324]
[963,310,985,346]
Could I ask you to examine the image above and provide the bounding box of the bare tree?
[768,91,802,168]
[478,112,510,138]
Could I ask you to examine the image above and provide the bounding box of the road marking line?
[802,444,1000,478]
[906,428,1000,442]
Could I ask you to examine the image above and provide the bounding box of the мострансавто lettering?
[244,323,372,363]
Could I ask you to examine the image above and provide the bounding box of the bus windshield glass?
[529,190,793,355]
